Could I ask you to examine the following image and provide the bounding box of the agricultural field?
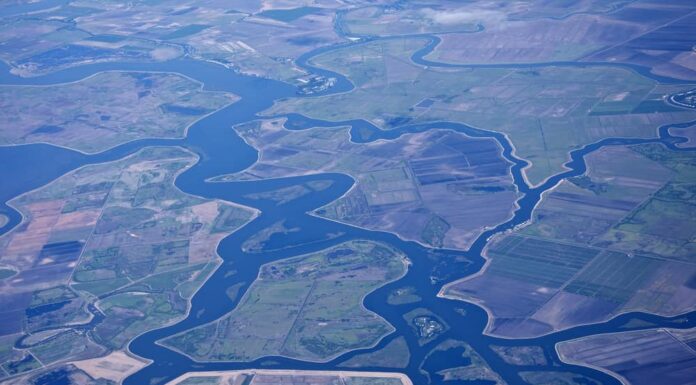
[0,19,183,78]
[166,370,411,385]
[1,363,116,385]
[218,118,519,250]
[426,0,696,81]
[71,350,146,385]
[519,371,601,385]
[2,1,695,384]
[0,147,254,380]
[162,240,408,362]
[442,144,696,337]
[163,241,407,361]
[0,0,347,82]
[557,327,696,385]
[338,4,481,37]
[0,71,235,153]
[266,38,696,185]
[585,6,696,81]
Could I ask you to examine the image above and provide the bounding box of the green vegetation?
[403,308,447,346]
[421,215,451,248]
[0,0,348,82]
[593,144,696,260]
[423,0,687,76]
[0,72,235,153]
[267,38,696,185]
[444,144,696,337]
[163,240,407,362]
[95,290,186,349]
[29,330,102,365]
[487,236,599,288]
[0,147,254,370]
[339,336,410,368]
[2,353,41,375]
[387,286,422,305]
[564,251,659,303]
[491,345,547,366]
[425,340,505,385]
[339,5,480,36]
[241,220,299,253]
[227,119,518,250]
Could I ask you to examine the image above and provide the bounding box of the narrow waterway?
[1,32,695,385]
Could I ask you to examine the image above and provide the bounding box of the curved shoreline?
[0,26,695,385]
[166,369,414,385]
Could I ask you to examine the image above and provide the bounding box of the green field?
[163,240,407,362]
[444,143,696,337]
[266,38,696,185]
[491,345,547,366]
[339,336,410,368]
[564,252,659,304]
[0,72,234,153]
[387,286,422,305]
[226,119,518,250]
[423,340,504,385]
[0,147,254,369]
[29,331,103,365]
[1,353,41,376]
[403,308,447,346]
[339,5,480,37]
[487,236,599,288]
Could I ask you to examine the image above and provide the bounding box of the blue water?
[1,27,696,385]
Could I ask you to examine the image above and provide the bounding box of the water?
[1,32,695,385]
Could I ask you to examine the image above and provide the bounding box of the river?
[1,28,695,385]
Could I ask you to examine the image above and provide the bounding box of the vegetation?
[163,240,407,362]
[403,308,447,346]
[267,38,696,185]
[422,340,505,385]
[558,328,696,385]
[491,345,547,366]
[228,119,518,250]
[0,72,235,153]
[387,286,422,305]
[0,147,254,373]
[339,5,480,37]
[519,371,600,385]
[444,144,696,337]
[339,336,410,368]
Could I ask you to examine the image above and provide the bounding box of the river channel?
[1,30,695,385]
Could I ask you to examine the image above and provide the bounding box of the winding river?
[1,26,695,385]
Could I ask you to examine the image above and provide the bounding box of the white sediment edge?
[165,369,413,385]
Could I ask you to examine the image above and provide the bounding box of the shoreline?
[157,240,410,366]
[165,369,413,385]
